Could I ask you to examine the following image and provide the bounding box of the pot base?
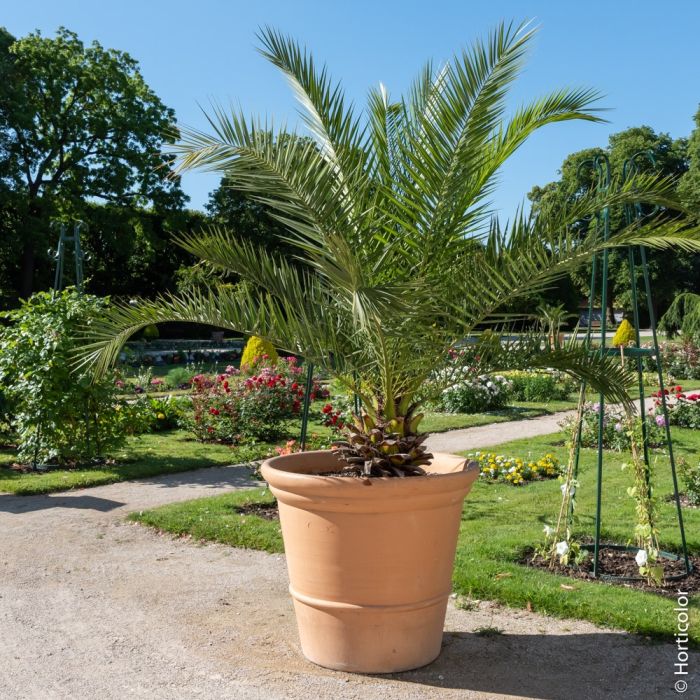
[292,586,448,673]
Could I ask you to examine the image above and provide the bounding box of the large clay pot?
[260,450,479,673]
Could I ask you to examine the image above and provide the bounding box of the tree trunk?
[19,241,35,299]
[19,194,42,299]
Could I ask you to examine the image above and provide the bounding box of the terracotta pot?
[260,450,479,673]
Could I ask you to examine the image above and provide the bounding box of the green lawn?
[0,431,273,496]
[130,426,700,643]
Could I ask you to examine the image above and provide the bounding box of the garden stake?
[299,361,314,451]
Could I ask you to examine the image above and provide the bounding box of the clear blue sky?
[4,0,699,220]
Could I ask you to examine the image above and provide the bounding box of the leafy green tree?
[0,27,185,298]
[78,202,205,299]
[206,180,291,253]
[529,126,696,323]
[679,104,700,218]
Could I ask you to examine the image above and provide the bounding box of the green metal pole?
[639,246,690,573]
[627,246,651,486]
[569,249,598,525]
[593,154,611,578]
[299,362,314,451]
[593,236,609,578]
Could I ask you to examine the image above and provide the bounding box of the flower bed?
[559,403,665,451]
[501,370,574,402]
[642,340,700,380]
[437,369,512,414]
[468,450,561,485]
[186,357,328,443]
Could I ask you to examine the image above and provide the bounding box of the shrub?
[653,387,700,430]
[503,370,573,402]
[165,366,197,389]
[186,357,326,443]
[468,450,561,485]
[678,459,700,506]
[240,336,278,370]
[559,402,665,452]
[0,290,129,466]
[438,369,511,413]
[643,340,700,380]
[142,324,160,340]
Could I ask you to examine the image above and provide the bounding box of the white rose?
[555,541,569,557]
[635,549,648,567]
[543,525,554,537]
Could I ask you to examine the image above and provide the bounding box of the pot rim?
[261,449,479,502]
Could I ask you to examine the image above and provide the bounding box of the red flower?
[322,403,333,414]
[675,385,683,393]
[209,408,220,416]
[291,382,298,391]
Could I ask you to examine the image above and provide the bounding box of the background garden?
[2,23,700,646]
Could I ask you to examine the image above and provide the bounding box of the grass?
[130,426,700,643]
[128,487,282,552]
[451,428,700,643]
[0,431,273,496]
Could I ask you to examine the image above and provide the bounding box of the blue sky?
[4,0,699,220]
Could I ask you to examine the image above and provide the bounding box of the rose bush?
[187,357,328,443]
[643,340,700,380]
[652,386,700,430]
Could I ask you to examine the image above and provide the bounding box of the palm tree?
[79,22,700,476]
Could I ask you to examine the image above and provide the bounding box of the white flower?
[635,549,648,567]
[555,541,569,557]
[543,525,554,537]
[561,483,575,496]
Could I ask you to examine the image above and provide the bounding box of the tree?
[679,104,700,218]
[205,180,292,254]
[0,27,186,298]
[528,126,696,323]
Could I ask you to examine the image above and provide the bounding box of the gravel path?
[425,410,574,454]
[1,422,696,698]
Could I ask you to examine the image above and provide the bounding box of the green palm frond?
[79,22,700,433]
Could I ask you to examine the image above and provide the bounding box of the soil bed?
[234,502,280,520]
[664,493,699,509]
[523,544,700,595]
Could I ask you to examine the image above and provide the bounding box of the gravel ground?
[1,464,697,699]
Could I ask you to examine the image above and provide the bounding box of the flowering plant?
[652,386,700,430]
[643,340,700,380]
[470,450,561,485]
[437,367,512,414]
[187,357,328,443]
[559,402,665,452]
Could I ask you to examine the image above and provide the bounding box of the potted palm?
[79,23,700,673]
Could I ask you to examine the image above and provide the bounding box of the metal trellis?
[571,151,691,579]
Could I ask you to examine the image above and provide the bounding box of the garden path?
[425,410,575,454]
[1,458,696,698]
